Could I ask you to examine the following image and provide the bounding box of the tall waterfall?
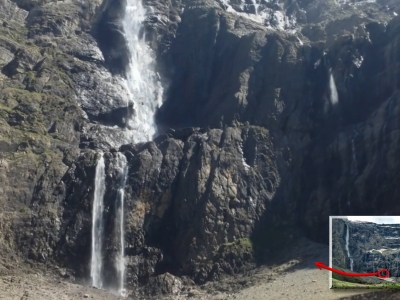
[115,153,128,295]
[329,69,339,105]
[91,153,106,288]
[89,0,160,294]
[345,224,354,271]
[122,0,163,144]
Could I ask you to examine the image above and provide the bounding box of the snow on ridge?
[217,0,298,31]
[335,0,377,5]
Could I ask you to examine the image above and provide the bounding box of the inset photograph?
[330,216,400,289]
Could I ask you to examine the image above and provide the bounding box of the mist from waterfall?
[122,0,163,144]
[329,69,339,105]
[115,153,128,296]
[91,153,106,288]
[345,224,354,271]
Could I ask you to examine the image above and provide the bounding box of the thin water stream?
[91,153,106,288]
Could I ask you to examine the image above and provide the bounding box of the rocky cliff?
[333,218,400,277]
[1,0,400,297]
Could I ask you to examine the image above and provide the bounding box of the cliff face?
[333,219,400,277]
[1,0,400,297]
[155,0,400,242]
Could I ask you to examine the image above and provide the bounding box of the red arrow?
[315,262,390,278]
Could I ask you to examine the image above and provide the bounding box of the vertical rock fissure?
[91,153,106,288]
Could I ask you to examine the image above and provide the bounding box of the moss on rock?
[214,238,254,269]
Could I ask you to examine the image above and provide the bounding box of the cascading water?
[329,69,339,105]
[122,0,163,144]
[345,224,354,271]
[115,153,128,296]
[88,1,159,295]
[91,153,106,288]
[90,0,160,295]
[251,0,259,14]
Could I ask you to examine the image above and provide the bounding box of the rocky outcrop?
[51,125,278,292]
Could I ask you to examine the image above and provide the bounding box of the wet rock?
[2,0,400,298]
[142,272,182,296]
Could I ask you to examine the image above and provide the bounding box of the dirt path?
[212,265,371,300]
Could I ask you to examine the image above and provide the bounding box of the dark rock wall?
[2,0,400,295]
[154,0,400,244]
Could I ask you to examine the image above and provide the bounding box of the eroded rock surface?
[1,0,400,297]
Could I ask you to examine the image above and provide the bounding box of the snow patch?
[369,248,388,253]
[238,142,251,172]
[353,56,363,68]
[249,196,256,208]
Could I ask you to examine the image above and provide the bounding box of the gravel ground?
[1,239,398,300]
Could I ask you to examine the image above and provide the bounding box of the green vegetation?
[0,24,28,45]
[332,278,400,289]
[214,238,254,261]
[332,273,341,281]
[2,87,43,104]
[332,268,400,289]
[221,238,253,249]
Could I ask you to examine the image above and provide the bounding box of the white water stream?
[90,0,159,295]
[251,0,259,14]
[91,153,106,288]
[122,0,163,144]
[115,154,128,295]
[329,69,339,105]
[345,224,354,271]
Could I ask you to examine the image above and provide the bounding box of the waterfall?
[89,0,159,295]
[329,69,339,105]
[91,153,106,288]
[117,1,157,293]
[122,0,163,144]
[345,224,354,271]
[251,0,259,14]
[115,154,128,296]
